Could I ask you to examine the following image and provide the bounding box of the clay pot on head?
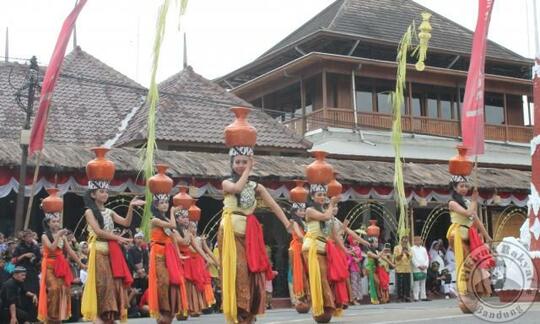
[367,219,380,238]
[148,164,173,194]
[449,145,473,176]
[86,147,115,181]
[306,151,334,185]
[42,188,63,214]
[290,180,308,203]
[327,173,343,198]
[173,186,194,209]
[224,107,257,148]
[188,200,201,222]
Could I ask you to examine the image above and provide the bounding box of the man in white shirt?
[411,236,430,301]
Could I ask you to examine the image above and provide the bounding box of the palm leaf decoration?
[140,0,189,239]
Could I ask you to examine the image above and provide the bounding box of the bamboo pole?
[23,151,42,229]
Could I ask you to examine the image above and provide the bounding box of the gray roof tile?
[116,66,310,150]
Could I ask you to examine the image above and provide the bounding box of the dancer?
[289,202,310,313]
[220,151,292,323]
[302,183,341,323]
[447,175,493,313]
[365,237,381,305]
[38,212,85,323]
[148,189,188,323]
[81,148,144,323]
[376,243,395,304]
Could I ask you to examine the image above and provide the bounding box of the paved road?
[75,298,540,323]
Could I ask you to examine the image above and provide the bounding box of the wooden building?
[215,0,533,246]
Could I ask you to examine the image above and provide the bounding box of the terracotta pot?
[148,164,173,194]
[367,219,380,238]
[290,180,308,203]
[449,145,473,176]
[313,307,333,323]
[173,186,193,209]
[42,188,63,213]
[306,151,334,184]
[224,107,257,147]
[188,200,201,222]
[327,173,342,197]
[295,301,310,314]
[86,147,115,181]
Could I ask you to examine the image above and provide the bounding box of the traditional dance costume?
[81,208,132,322]
[37,238,73,322]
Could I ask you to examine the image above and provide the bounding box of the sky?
[0,0,537,86]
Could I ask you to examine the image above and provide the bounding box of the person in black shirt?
[12,230,41,322]
[126,232,148,317]
[0,267,37,324]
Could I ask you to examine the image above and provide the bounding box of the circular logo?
[458,238,537,322]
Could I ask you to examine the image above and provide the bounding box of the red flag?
[28,0,87,156]
[461,0,494,156]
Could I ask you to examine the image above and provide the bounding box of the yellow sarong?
[306,233,324,316]
[447,223,466,294]
[81,233,98,321]
[222,208,237,323]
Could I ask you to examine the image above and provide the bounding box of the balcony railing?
[282,108,533,143]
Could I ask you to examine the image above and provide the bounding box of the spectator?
[0,255,11,286]
[126,232,148,317]
[426,261,444,296]
[3,249,16,275]
[12,230,41,321]
[411,236,429,302]
[0,233,7,255]
[393,236,412,302]
[0,266,38,324]
[428,240,446,270]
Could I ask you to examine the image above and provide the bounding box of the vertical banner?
[460,0,494,156]
[29,0,87,156]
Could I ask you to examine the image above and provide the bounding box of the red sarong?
[326,239,349,305]
[108,240,133,286]
[246,214,273,280]
[376,266,390,290]
[54,252,73,287]
[165,242,183,285]
[184,252,207,292]
[468,227,495,269]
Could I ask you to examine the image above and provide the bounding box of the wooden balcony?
[282,108,533,143]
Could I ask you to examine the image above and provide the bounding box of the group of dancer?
[33,107,493,324]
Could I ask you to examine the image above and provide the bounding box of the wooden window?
[485,93,505,125]
[411,93,423,117]
[355,85,373,112]
[426,93,438,118]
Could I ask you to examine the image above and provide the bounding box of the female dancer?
[38,214,85,323]
[447,175,493,313]
[302,184,341,323]
[220,151,292,324]
[81,181,144,323]
[289,202,310,312]
[148,194,187,323]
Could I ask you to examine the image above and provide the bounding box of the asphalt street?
[75,298,540,323]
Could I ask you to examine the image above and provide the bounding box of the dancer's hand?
[117,236,132,245]
[330,195,341,205]
[130,197,145,207]
[247,156,255,172]
[471,188,479,201]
